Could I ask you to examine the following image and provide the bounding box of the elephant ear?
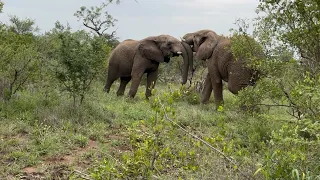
[195,32,219,61]
[138,40,164,63]
[195,38,216,61]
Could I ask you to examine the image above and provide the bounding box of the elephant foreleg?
[117,76,131,96]
[146,70,158,98]
[211,78,223,107]
[201,73,213,104]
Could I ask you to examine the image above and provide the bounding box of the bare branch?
[83,22,102,36]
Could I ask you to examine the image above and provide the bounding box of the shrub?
[51,25,111,106]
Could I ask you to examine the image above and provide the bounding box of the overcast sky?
[0,0,260,41]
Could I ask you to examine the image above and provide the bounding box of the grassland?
[0,80,319,179]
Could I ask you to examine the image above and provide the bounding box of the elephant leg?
[145,70,158,99]
[104,70,118,93]
[117,76,131,96]
[211,77,223,107]
[201,73,213,104]
[128,70,144,98]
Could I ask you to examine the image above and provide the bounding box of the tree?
[233,0,320,126]
[257,0,320,76]
[8,15,39,35]
[74,1,120,47]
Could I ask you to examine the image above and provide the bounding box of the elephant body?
[183,30,258,106]
[104,35,193,98]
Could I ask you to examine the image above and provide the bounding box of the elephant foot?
[145,95,151,100]
[200,98,210,104]
[128,93,135,98]
[117,92,125,96]
[104,88,110,93]
[201,100,209,104]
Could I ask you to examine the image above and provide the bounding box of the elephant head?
[139,35,193,84]
[182,32,194,47]
[182,30,220,61]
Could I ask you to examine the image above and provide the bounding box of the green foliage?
[257,0,320,75]
[230,6,320,177]
[0,84,115,176]
[231,29,265,70]
[0,18,40,100]
[291,168,320,180]
[233,2,320,122]
[179,85,201,105]
[7,15,39,35]
[1,1,320,179]
[91,90,199,179]
[0,1,3,13]
[51,25,110,106]
[254,123,320,179]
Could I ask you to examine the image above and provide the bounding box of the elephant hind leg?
[117,76,131,96]
[104,68,119,93]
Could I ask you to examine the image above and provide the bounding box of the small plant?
[178,85,201,105]
[74,134,89,148]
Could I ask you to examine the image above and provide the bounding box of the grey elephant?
[182,30,259,106]
[104,35,193,98]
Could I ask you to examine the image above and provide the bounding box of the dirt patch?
[21,139,98,177]
[105,133,131,152]
[88,139,98,148]
[3,133,29,143]
[23,167,38,174]
[45,155,74,165]
[22,167,45,180]
[107,134,126,140]
[44,139,98,166]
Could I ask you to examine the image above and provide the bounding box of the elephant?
[104,35,193,98]
[182,29,259,107]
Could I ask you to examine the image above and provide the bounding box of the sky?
[0,0,260,41]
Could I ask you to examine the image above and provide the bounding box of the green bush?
[0,18,40,101]
[51,25,111,106]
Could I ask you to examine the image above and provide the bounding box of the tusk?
[176,51,182,55]
[180,37,186,41]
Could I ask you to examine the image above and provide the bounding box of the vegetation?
[0,0,319,179]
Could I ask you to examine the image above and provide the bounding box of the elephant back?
[109,40,138,68]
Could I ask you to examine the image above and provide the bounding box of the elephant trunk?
[181,41,194,78]
[177,42,189,85]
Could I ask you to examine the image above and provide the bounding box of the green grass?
[0,81,319,179]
